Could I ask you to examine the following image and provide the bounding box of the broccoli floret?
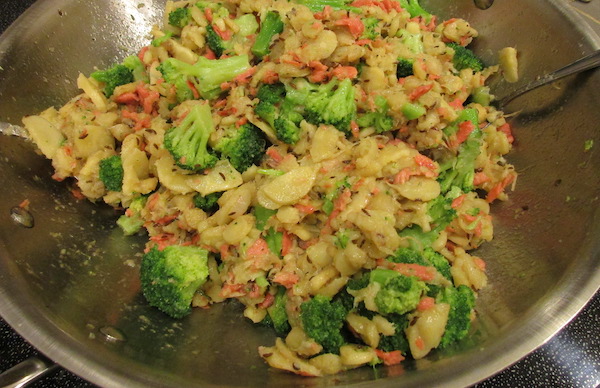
[362,17,380,40]
[164,103,219,171]
[426,283,442,298]
[300,294,348,354]
[251,11,284,59]
[389,247,452,281]
[273,115,302,144]
[284,78,321,105]
[257,82,287,104]
[333,284,356,313]
[255,78,357,143]
[390,247,427,265]
[157,59,194,102]
[447,42,485,72]
[99,155,124,192]
[294,0,358,12]
[140,245,210,318]
[193,191,223,212]
[437,285,476,348]
[205,24,229,58]
[151,32,173,47]
[357,95,394,133]
[398,0,432,22]
[116,196,147,235]
[438,108,481,193]
[255,83,304,144]
[214,123,267,172]
[267,286,291,335]
[348,271,371,291]
[377,313,410,353]
[399,193,457,250]
[254,100,278,127]
[122,55,148,83]
[369,269,427,315]
[304,78,357,135]
[422,249,452,280]
[168,7,191,28]
[91,64,133,97]
[397,58,414,78]
[425,191,459,238]
[277,98,305,141]
[158,55,251,101]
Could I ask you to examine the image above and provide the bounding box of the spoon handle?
[0,121,29,139]
[499,49,600,107]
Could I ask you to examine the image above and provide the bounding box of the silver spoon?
[496,49,600,109]
[474,0,494,10]
[0,121,29,139]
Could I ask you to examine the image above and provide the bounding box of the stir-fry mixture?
[23,0,518,376]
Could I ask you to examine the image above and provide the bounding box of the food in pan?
[22,0,517,376]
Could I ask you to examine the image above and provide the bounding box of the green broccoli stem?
[401,102,426,120]
[267,286,291,335]
[251,11,284,59]
[370,268,399,285]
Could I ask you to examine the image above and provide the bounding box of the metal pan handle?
[0,356,57,388]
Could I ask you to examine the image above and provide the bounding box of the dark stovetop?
[0,1,599,387]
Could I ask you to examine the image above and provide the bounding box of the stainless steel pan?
[0,0,599,387]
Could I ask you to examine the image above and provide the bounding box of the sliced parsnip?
[405,303,451,359]
[187,159,243,196]
[22,115,64,159]
[339,344,377,367]
[155,154,193,194]
[73,125,115,159]
[257,165,318,209]
[499,47,519,83]
[395,176,441,201]
[77,73,109,111]
[310,125,344,162]
[168,39,198,64]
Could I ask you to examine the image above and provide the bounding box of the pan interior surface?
[0,0,598,387]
